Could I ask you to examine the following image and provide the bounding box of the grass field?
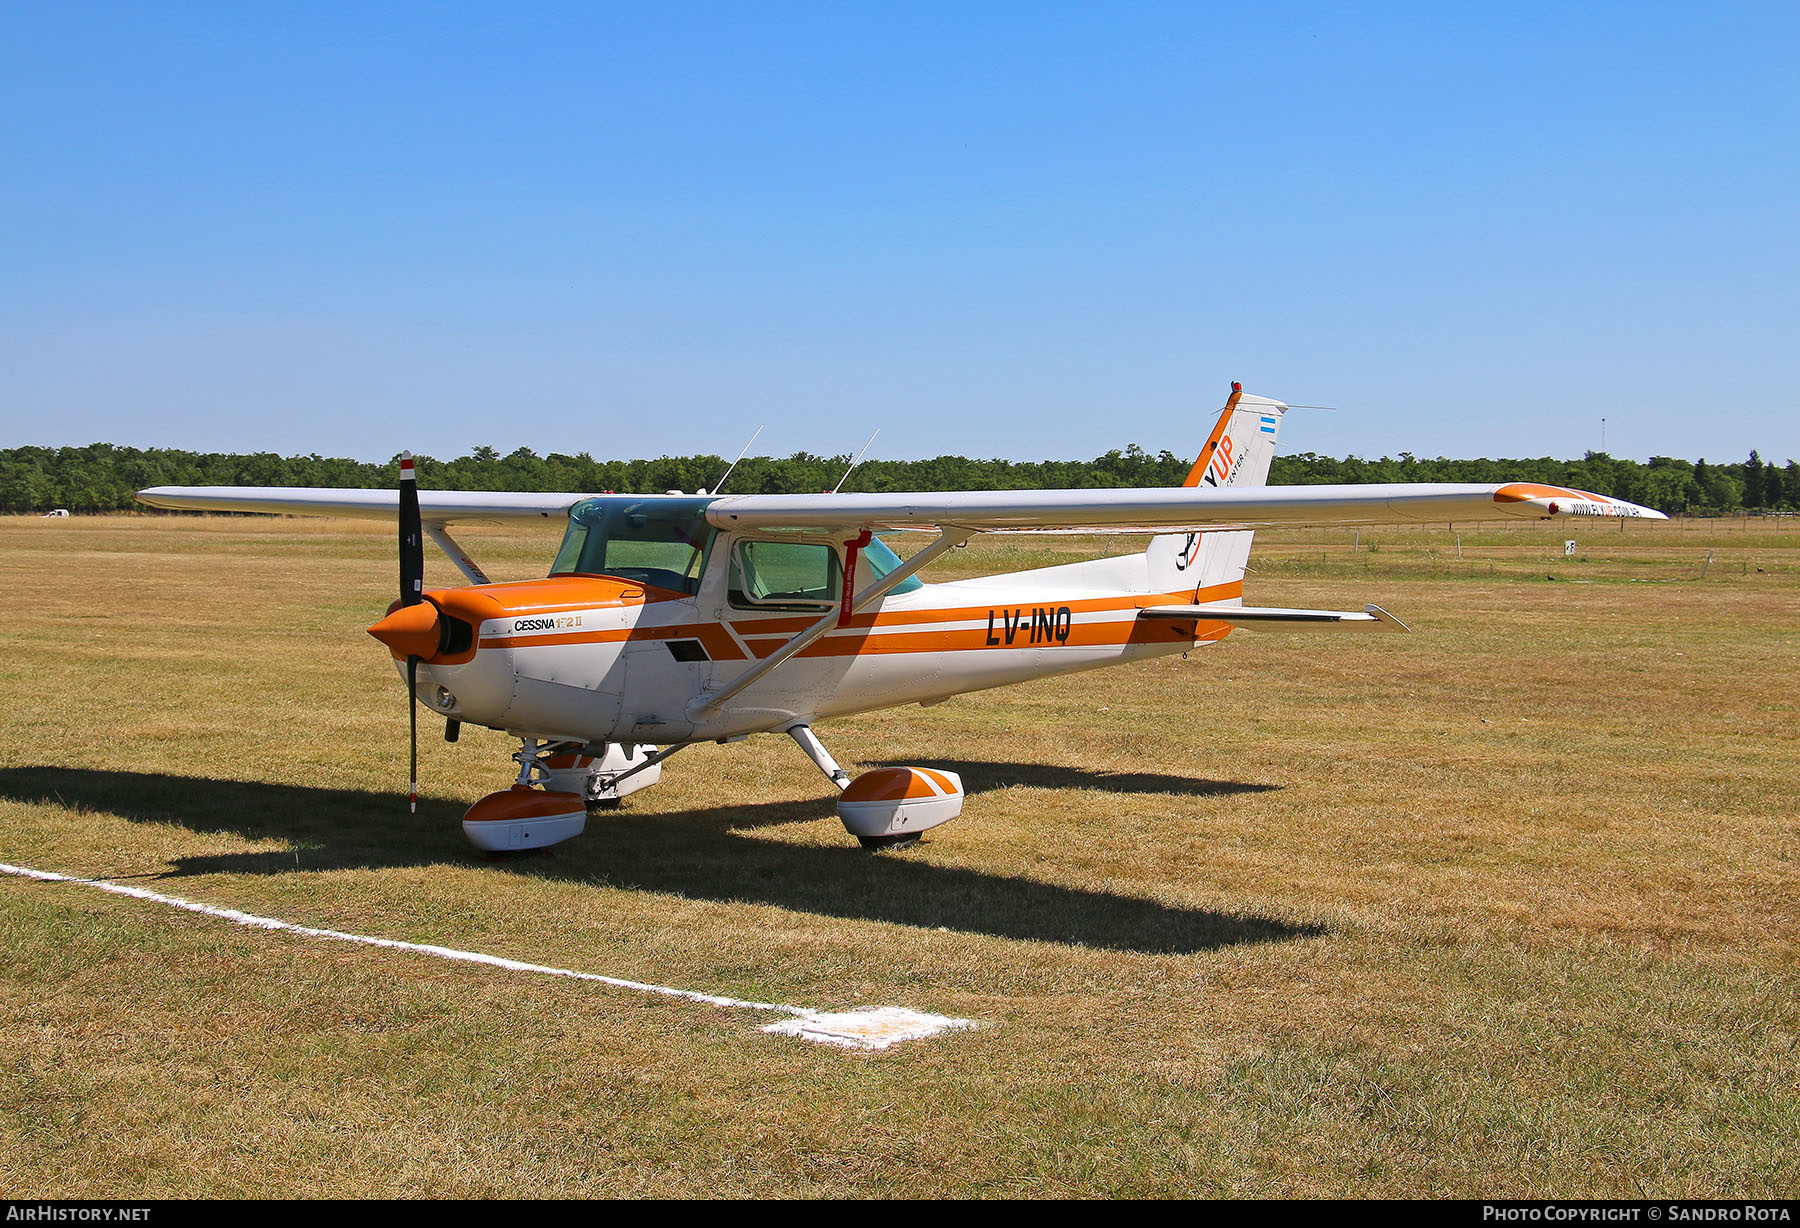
[1,512,1795,1197]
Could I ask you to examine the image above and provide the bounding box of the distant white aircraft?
[138,384,1663,854]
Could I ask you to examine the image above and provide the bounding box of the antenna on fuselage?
[710,425,764,496]
[832,429,880,493]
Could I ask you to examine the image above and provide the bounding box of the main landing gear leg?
[785,723,964,850]
[784,723,851,792]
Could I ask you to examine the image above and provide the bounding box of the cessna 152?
[137,385,1664,853]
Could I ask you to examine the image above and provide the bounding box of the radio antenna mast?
[832,429,879,493]
[709,425,764,495]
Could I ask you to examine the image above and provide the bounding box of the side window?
[729,539,842,609]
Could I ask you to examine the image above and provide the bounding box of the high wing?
[702,482,1665,532]
[134,486,586,522]
[136,479,1665,530]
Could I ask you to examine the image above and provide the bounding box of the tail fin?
[1179,382,1286,490]
[1146,383,1287,599]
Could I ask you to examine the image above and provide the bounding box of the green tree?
[1742,450,1765,508]
[1643,462,1702,514]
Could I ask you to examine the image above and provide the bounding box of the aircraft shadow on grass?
[864,759,1280,800]
[0,765,1319,957]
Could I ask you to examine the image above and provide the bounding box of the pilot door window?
[728,539,842,610]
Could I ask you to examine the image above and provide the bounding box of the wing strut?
[424,523,492,585]
[687,526,975,718]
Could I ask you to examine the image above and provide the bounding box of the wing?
[138,479,1666,531]
[702,482,1665,532]
[134,486,587,523]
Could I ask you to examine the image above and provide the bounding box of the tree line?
[3,440,1797,516]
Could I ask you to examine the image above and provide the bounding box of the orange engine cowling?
[461,785,586,853]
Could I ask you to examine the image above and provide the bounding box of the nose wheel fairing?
[456,738,667,853]
[462,786,588,853]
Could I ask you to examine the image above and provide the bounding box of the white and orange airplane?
[137,385,1663,853]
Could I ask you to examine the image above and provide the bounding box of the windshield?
[551,496,716,595]
[864,535,923,595]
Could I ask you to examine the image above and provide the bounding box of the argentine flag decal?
[1260,415,1278,435]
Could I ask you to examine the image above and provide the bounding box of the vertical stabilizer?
[1144,383,1287,599]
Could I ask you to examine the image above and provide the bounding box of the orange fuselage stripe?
[475,582,1243,657]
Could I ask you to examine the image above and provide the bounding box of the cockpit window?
[552,497,716,595]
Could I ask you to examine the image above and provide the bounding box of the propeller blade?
[399,452,423,607]
[407,655,419,814]
[400,453,422,814]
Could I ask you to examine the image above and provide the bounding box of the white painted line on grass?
[1,861,977,1051]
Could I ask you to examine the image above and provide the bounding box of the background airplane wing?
[135,486,587,522]
[703,482,1666,532]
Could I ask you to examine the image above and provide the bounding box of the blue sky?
[2,2,1795,465]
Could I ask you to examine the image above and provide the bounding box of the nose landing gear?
[460,740,587,853]
[460,738,675,854]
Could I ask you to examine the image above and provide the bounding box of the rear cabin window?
[552,497,715,595]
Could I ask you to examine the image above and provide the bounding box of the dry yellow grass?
[1,513,1794,1197]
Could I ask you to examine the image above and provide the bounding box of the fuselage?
[382,496,1237,745]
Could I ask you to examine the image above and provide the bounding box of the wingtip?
[1493,482,1663,521]
[1365,603,1411,632]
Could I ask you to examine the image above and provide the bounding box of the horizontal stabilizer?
[1137,602,1410,632]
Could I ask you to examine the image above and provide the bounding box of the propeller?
[399,452,423,813]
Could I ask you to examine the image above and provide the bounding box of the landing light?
[435,687,457,711]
